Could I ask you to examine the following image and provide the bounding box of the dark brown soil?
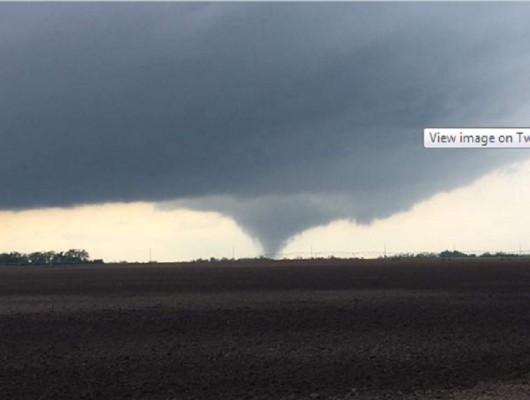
[1,258,530,399]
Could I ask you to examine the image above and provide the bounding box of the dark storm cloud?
[2,3,530,254]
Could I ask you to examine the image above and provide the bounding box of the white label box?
[424,128,530,149]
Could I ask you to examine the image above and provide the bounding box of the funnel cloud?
[2,3,530,254]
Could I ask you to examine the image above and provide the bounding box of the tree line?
[0,249,103,266]
[411,250,522,259]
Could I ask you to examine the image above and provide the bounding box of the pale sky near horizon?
[2,158,529,262]
[2,3,530,260]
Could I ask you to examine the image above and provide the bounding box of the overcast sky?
[2,3,530,258]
